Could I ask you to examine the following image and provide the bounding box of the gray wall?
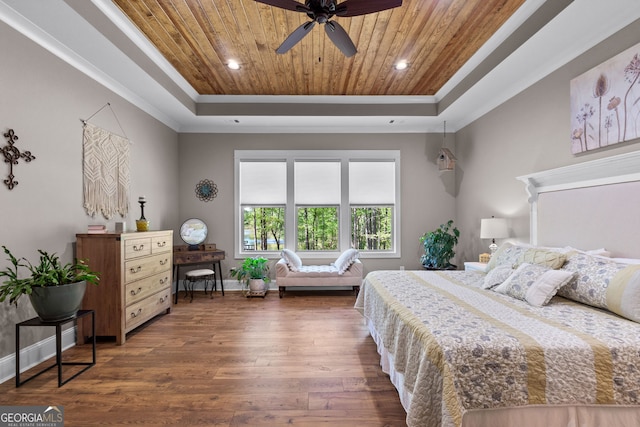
[177,132,457,277]
[0,21,180,358]
[455,18,640,264]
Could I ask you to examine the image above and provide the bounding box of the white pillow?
[482,265,513,290]
[525,269,575,307]
[334,249,359,275]
[494,263,550,301]
[281,249,302,272]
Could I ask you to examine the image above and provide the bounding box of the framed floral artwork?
[570,42,640,154]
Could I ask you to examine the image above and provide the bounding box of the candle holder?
[136,197,150,232]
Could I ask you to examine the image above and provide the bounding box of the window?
[239,161,286,251]
[235,150,400,258]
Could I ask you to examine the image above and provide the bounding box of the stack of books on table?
[87,224,107,234]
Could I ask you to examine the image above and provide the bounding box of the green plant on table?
[0,245,99,306]
[419,220,460,270]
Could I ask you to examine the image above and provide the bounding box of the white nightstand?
[464,262,488,272]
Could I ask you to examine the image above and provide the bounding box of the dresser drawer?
[124,237,152,259]
[124,253,172,283]
[152,234,172,254]
[125,271,171,306]
[125,290,171,331]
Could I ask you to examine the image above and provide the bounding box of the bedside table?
[464,262,488,272]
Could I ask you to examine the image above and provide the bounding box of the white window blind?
[239,161,286,204]
[349,161,396,204]
[294,161,341,204]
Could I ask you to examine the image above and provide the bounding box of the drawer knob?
[157,241,166,247]
[130,266,142,274]
[133,244,145,251]
[160,277,168,285]
[130,287,142,296]
[159,295,169,303]
[130,308,142,318]
[160,258,168,266]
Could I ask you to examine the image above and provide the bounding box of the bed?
[355,151,640,427]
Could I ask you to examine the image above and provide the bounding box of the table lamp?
[480,217,508,256]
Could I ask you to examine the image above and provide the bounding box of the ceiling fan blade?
[254,0,310,13]
[276,21,316,54]
[335,0,402,17]
[325,21,356,57]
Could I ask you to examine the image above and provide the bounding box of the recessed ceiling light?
[228,60,240,70]
[394,60,408,70]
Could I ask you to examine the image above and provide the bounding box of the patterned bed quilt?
[354,270,640,427]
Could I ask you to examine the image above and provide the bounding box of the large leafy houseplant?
[230,256,271,293]
[0,246,99,320]
[420,220,460,270]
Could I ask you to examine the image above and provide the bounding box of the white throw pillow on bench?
[281,249,302,272]
[333,249,360,275]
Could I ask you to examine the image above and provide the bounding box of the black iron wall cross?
[2,129,36,190]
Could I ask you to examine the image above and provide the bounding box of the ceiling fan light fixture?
[227,60,240,70]
[394,60,408,70]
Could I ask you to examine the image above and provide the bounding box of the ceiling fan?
[255,0,402,57]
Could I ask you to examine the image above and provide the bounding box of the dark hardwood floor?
[1,290,407,426]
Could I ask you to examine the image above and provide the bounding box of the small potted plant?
[229,256,271,295]
[420,220,460,270]
[0,246,100,321]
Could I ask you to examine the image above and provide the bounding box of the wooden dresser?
[76,230,173,344]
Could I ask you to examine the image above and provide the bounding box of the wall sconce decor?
[2,129,36,190]
[195,179,218,202]
[480,216,508,256]
[437,121,456,171]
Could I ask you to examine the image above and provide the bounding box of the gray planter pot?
[248,279,266,292]
[28,281,87,322]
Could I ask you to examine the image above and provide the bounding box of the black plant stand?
[16,309,96,387]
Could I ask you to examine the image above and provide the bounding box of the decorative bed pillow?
[334,249,359,275]
[486,243,529,272]
[516,248,566,269]
[525,269,575,307]
[281,249,302,272]
[558,252,627,310]
[606,264,640,323]
[482,265,513,290]
[494,263,550,302]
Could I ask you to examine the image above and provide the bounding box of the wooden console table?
[173,245,225,303]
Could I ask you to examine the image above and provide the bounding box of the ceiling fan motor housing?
[259,0,403,56]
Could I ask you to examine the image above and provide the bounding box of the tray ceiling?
[112,0,526,96]
[2,0,638,132]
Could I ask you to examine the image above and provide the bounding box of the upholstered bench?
[275,249,363,298]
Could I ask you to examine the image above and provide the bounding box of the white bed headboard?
[517,150,640,258]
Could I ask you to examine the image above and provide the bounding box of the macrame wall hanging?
[81,103,130,219]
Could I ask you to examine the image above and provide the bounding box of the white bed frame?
[517,150,640,256]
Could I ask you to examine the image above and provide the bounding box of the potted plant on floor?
[229,256,270,296]
[0,246,100,321]
[420,220,460,270]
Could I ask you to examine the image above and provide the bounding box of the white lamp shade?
[480,218,508,239]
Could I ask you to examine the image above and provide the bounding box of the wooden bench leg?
[279,286,285,298]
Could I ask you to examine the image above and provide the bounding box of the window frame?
[234,150,401,259]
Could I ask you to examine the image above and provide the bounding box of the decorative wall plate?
[195,179,218,202]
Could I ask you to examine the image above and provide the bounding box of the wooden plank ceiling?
[112,0,526,96]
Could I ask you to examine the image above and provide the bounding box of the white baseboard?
[0,326,77,385]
